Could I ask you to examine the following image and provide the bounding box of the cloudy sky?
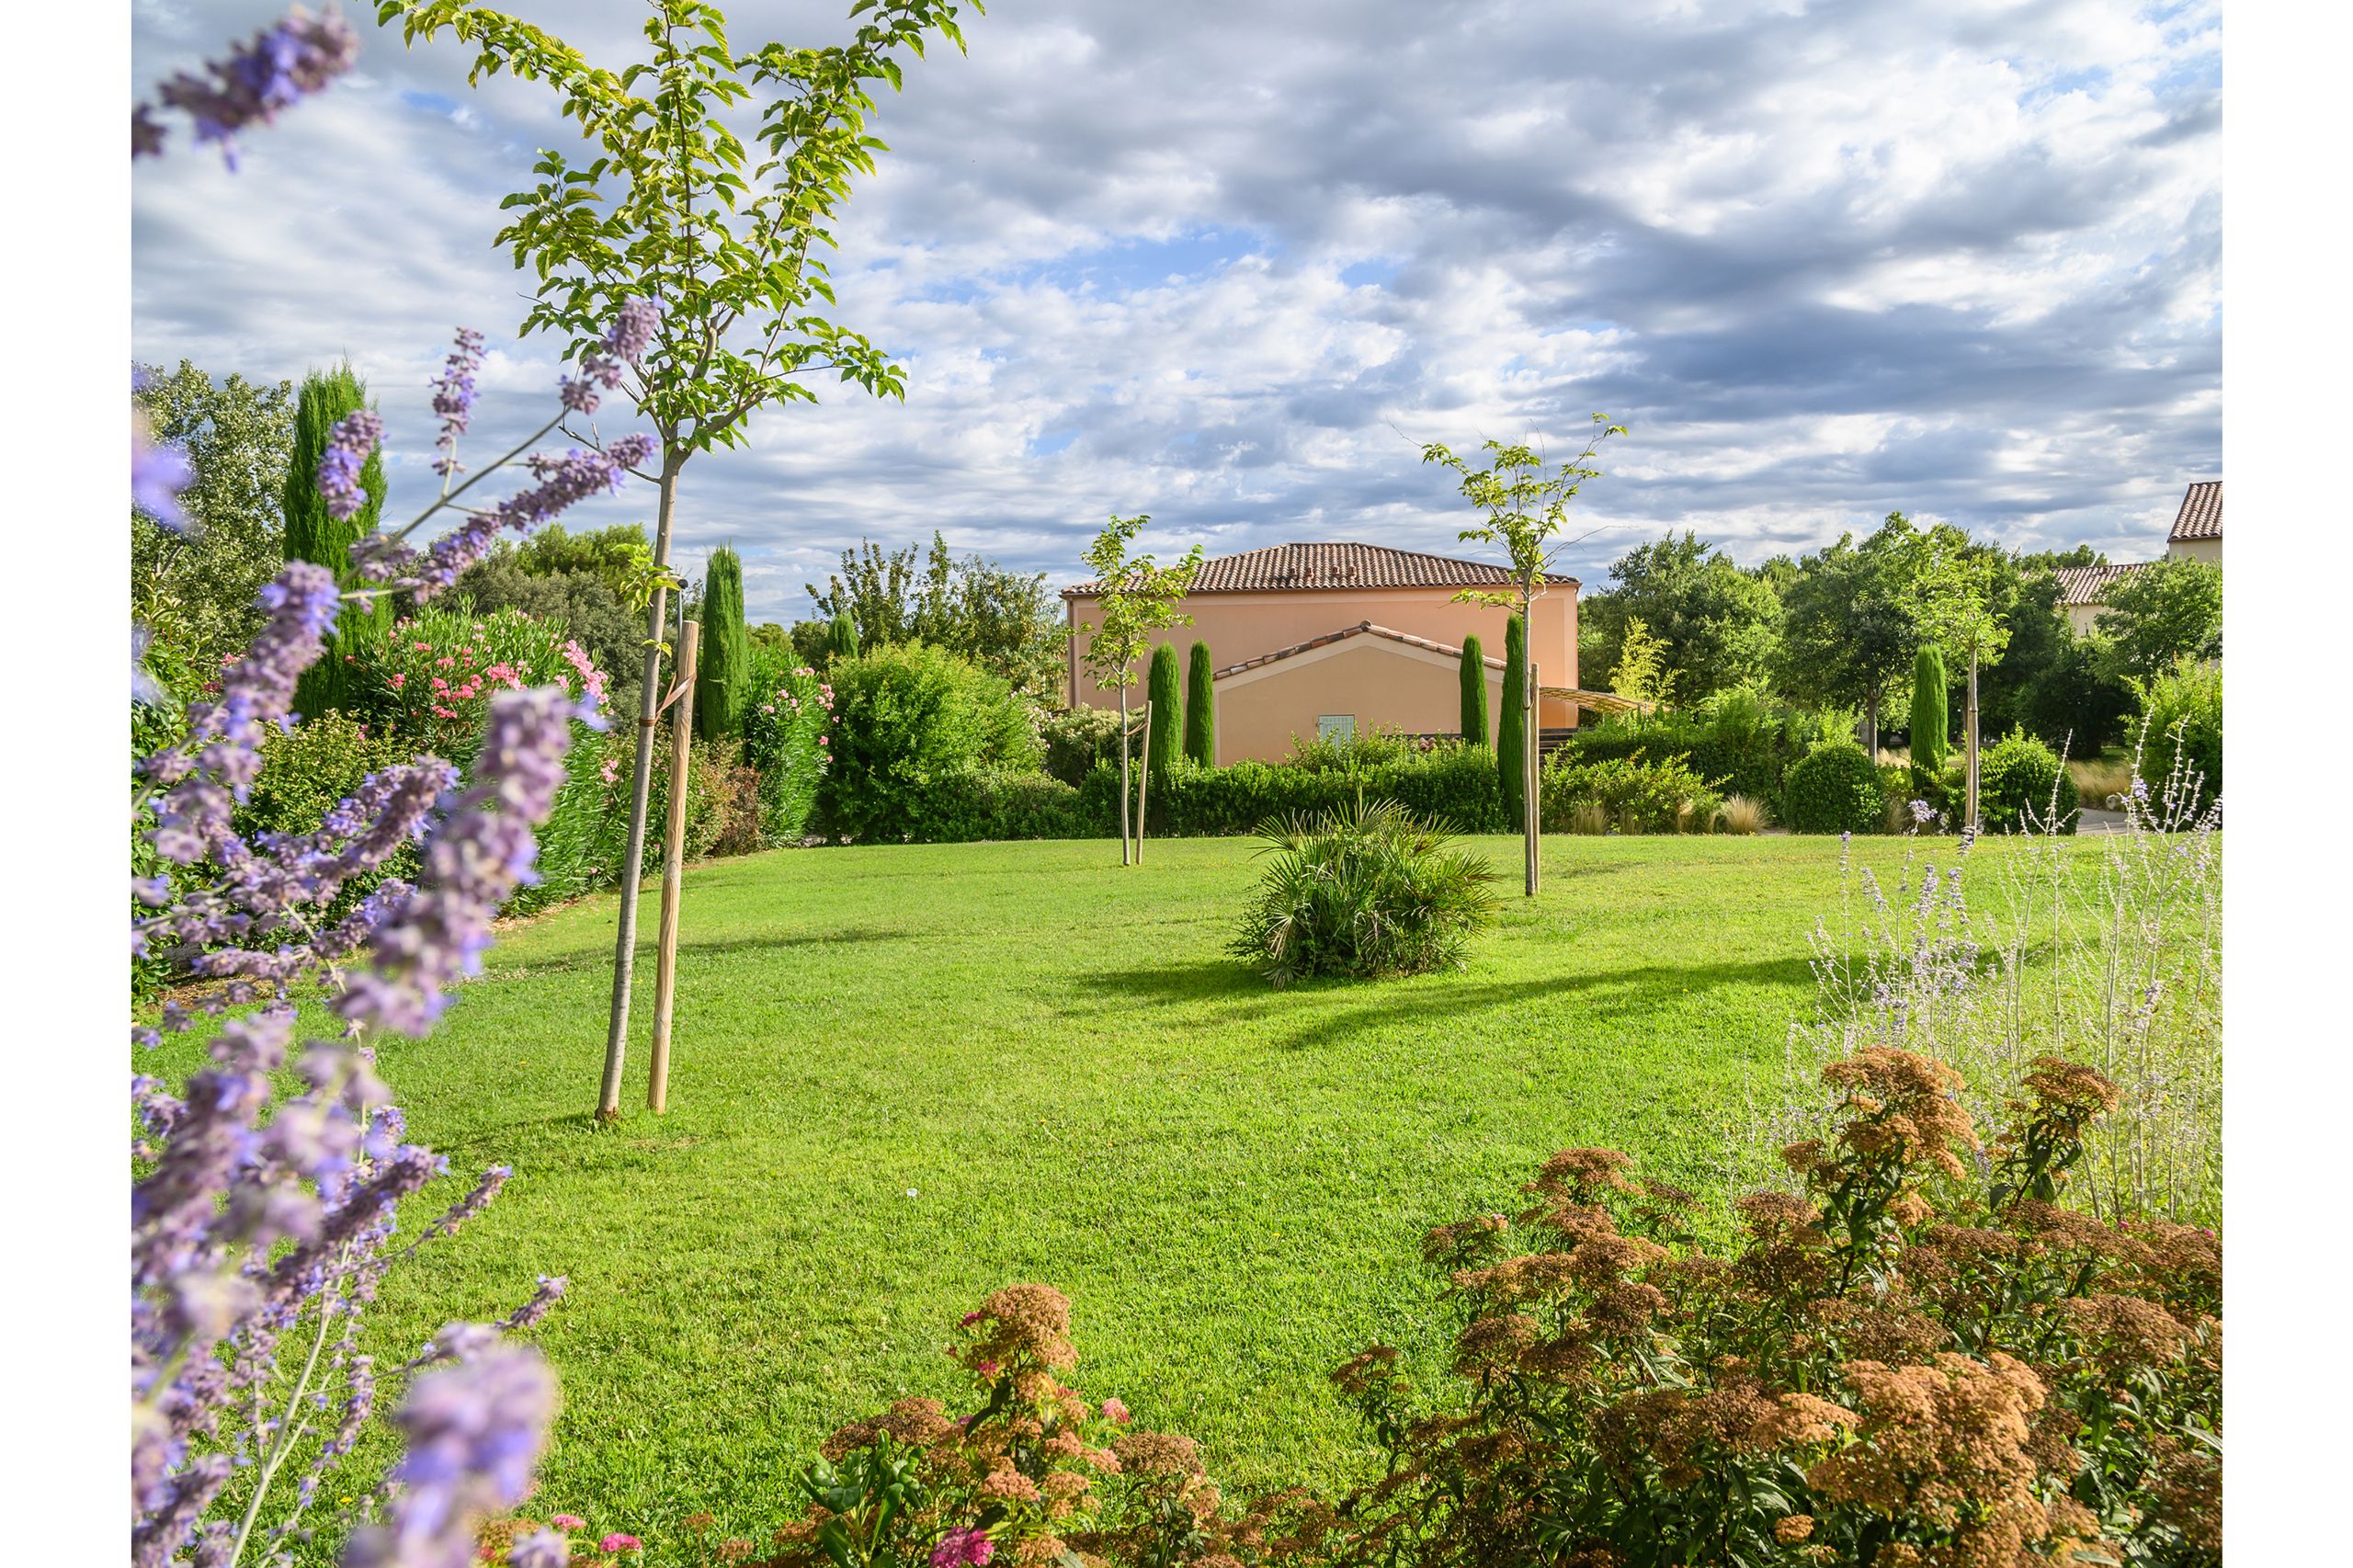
[131,0,2221,623]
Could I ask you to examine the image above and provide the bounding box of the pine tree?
[1910,642,1951,775]
[696,546,751,742]
[1146,642,1183,787]
[824,611,861,668]
[283,364,385,717]
[1184,640,1216,767]
[1498,614,1528,826]
[1459,633,1489,745]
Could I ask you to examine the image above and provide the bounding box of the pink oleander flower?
[818,734,829,746]
[760,704,775,714]
[414,640,431,651]
[1102,1397,1131,1425]
[390,673,406,690]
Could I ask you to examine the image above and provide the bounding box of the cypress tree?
[1910,643,1951,774]
[1498,614,1527,826]
[1146,642,1183,786]
[1459,633,1489,745]
[825,612,859,667]
[696,546,751,742]
[1183,640,1216,767]
[283,364,386,718]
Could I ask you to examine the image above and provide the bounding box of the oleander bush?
[1539,749,1722,835]
[1784,743,1888,835]
[353,601,609,756]
[1230,799,1498,988]
[1979,728,2081,835]
[722,1046,2219,1568]
[744,652,835,845]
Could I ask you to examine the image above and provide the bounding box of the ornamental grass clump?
[1230,798,1497,988]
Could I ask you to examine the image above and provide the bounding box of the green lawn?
[156,832,2034,1550]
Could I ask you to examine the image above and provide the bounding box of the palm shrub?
[1184,639,1216,766]
[1459,633,1489,744]
[1910,642,1951,773]
[1145,642,1183,788]
[1230,798,1498,988]
[1978,726,2081,834]
[1497,614,1528,826]
[1784,742,1888,834]
[696,545,752,742]
[283,363,387,718]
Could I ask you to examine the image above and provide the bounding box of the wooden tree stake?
[648,619,699,1115]
[1527,663,1541,895]
[1134,699,1153,866]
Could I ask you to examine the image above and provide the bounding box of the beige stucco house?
[2054,480,2222,632]
[1061,542,1579,766]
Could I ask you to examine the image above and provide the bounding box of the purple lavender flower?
[317,408,384,521]
[139,6,361,167]
[345,1345,557,1568]
[606,297,661,365]
[134,420,195,531]
[354,437,656,599]
[429,327,486,477]
[559,299,662,413]
[134,625,168,707]
[508,1528,572,1568]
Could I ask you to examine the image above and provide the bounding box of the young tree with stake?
[1917,536,2012,831]
[1074,514,1202,867]
[1420,415,1626,895]
[381,0,981,1119]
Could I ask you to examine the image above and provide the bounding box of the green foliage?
[131,361,295,675]
[817,642,1037,842]
[1039,707,1127,788]
[1145,642,1183,787]
[807,539,921,647]
[1498,613,1527,825]
[1185,640,1217,766]
[1776,514,1923,737]
[236,712,410,844]
[1539,749,1722,834]
[1418,417,1625,614]
[510,522,667,610]
[449,543,648,710]
[283,364,389,717]
[1783,742,1888,834]
[2131,661,2222,814]
[2097,557,2223,683]
[1113,744,1506,838]
[1582,530,1782,699]
[743,646,835,844]
[696,546,753,742]
[1074,515,1206,692]
[1230,799,1498,988]
[1916,529,2014,674]
[1977,728,2081,834]
[1606,614,1677,706]
[1457,634,1488,746]
[1909,642,1951,773]
[806,532,1063,694]
[351,602,608,756]
[827,612,860,666]
[1564,690,1847,815]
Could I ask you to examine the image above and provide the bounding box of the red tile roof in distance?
[1063,541,1577,597]
[2168,480,2222,542]
[2053,562,2151,607]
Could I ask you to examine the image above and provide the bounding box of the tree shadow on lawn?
[494,926,916,979]
[1063,950,1817,1052]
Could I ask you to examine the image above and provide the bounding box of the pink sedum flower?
[1102,1397,1131,1425]
[600,1532,643,1552]
[550,1514,587,1530]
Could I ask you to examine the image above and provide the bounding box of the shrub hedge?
[1978,727,2081,835]
[1539,749,1723,834]
[1784,742,1888,835]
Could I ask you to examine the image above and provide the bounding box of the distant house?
[2053,480,2222,632]
[1061,541,1581,765]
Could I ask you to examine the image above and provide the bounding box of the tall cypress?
[1909,643,1951,774]
[1183,640,1216,767]
[283,364,386,718]
[1146,642,1183,786]
[825,612,859,667]
[696,546,751,742]
[1498,614,1528,826]
[1459,633,1489,745]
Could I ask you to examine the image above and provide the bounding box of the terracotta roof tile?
[2054,562,2152,608]
[2168,480,2222,542]
[1211,620,1504,678]
[1065,541,1576,597]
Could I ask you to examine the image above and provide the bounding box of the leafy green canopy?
[1586,530,1784,700]
[2096,556,2222,683]
[1775,512,1923,724]
[806,531,1063,696]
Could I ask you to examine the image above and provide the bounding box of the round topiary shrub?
[1230,798,1497,988]
[1783,742,1887,835]
[1977,728,2080,834]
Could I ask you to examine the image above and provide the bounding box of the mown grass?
[143,832,2097,1554]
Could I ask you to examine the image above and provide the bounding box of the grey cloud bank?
[133,0,2221,623]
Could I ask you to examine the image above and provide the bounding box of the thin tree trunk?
[599,447,683,1119]
[648,618,699,1116]
[1134,699,1152,866]
[1520,580,1538,898]
[1118,685,1132,866]
[1965,648,1982,830]
[1527,659,1540,896]
[1865,689,1881,760]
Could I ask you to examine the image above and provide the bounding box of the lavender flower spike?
[134,408,195,531]
[317,408,385,520]
[344,1343,557,1568]
[429,328,487,477]
[139,6,361,166]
